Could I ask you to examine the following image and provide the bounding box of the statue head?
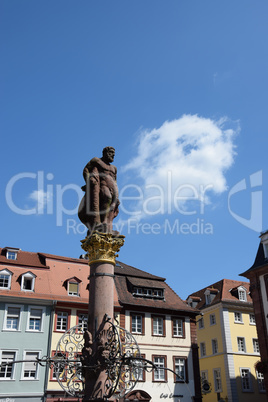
[102,147,115,163]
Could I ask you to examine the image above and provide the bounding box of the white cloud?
[29,190,52,212]
[121,114,239,221]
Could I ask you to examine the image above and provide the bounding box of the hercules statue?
[78,147,119,235]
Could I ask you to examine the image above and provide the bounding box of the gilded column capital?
[81,232,125,265]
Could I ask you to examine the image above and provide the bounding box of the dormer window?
[260,231,268,259]
[68,282,79,296]
[65,277,81,297]
[21,272,36,292]
[238,286,247,302]
[132,286,164,299]
[0,269,13,289]
[6,251,17,260]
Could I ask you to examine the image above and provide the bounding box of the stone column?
[81,231,125,401]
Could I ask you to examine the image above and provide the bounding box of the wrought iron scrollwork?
[52,317,141,398]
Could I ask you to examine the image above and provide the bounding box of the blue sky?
[1,0,268,300]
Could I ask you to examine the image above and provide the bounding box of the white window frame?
[131,314,142,334]
[237,337,246,353]
[240,368,252,392]
[26,306,45,332]
[234,311,243,323]
[78,313,88,331]
[256,370,266,392]
[173,318,183,337]
[213,368,222,392]
[200,342,206,357]
[249,313,256,325]
[212,339,218,354]
[253,338,260,354]
[0,349,18,380]
[238,286,247,302]
[68,281,79,296]
[0,269,13,289]
[153,316,164,336]
[210,314,216,326]
[3,304,22,331]
[174,357,186,382]
[21,350,41,380]
[21,272,36,292]
[153,356,166,381]
[56,311,69,331]
[6,250,17,260]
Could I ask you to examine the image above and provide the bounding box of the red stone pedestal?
[81,232,125,401]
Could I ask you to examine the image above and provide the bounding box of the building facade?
[0,246,201,402]
[187,279,266,402]
[241,230,268,398]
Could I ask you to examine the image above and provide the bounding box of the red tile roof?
[187,279,251,309]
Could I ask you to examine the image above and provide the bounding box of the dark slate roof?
[187,279,252,310]
[114,274,197,315]
[114,261,165,281]
[240,243,268,277]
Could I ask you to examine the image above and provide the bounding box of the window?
[134,354,145,382]
[153,356,166,382]
[152,316,165,336]
[131,314,144,335]
[21,272,36,292]
[133,287,164,299]
[0,351,16,379]
[198,317,204,329]
[172,318,184,338]
[234,312,243,323]
[253,339,260,353]
[249,313,256,324]
[205,293,211,305]
[201,370,208,382]
[4,305,21,331]
[27,307,44,332]
[55,310,70,332]
[51,351,67,381]
[174,357,187,382]
[212,339,218,354]
[238,288,247,302]
[78,313,88,331]
[6,251,17,260]
[237,337,246,352]
[68,282,79,296]
[210,314,216,325]
[240,368,252,391]
[23,351,39,379]
[0,269,12,289]
[213,369,222,392]
[200,342,206,357]
[256,370,266,392]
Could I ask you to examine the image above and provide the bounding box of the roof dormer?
[0,268,13,289]
[64,277,82,297]
[3,247,21,261]
[260,230,268,259]
[20,271,36,292]
[204,288,218,305]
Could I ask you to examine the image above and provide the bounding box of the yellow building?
[187,279,266,402]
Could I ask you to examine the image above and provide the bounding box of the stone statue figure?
[78,147,119,234]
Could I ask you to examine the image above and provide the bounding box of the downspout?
[43,300,57,401]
